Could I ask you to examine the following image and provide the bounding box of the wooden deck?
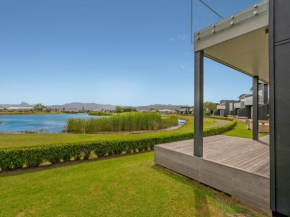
[154,135,270,213]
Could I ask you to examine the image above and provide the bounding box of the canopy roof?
[194,0,269,83]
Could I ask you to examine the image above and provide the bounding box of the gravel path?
[209,120,229,128]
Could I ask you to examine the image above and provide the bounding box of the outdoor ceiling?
[204,27,269,83]
[194,0,269,83]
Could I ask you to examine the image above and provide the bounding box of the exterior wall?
[219,101,236,117]
[270,1,290,215]
[213,110,220,116]
[229,109,237,116]
[237,106,251,118]
[258,104,269,120]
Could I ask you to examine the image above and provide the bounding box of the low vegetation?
[0,116,237,171]
[67,112,179,133]
[0,152,263,217]
[88,111,113,116]
[223,121,267,138]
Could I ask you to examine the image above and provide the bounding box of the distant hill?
[0,102,192,111]
[48,102,115,111]
[136,104,191,111]
[0,102,33,108]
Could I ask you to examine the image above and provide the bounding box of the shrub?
[0,118,237,171]
[67,113,178,133]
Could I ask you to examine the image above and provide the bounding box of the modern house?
[155,0,290,216]
[214,100,236,117]
[234,82,269,119]
[158,109,176,114]
[178,107,194,115]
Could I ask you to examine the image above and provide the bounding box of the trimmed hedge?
[0,118,237,171]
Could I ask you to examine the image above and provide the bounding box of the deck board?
[157,135,269,177]
[154,135,270,213]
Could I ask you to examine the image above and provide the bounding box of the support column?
[194,50,204,157]
[264,83,269,104]
[253,76,259,140]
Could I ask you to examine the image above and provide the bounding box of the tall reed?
[88,111,113,116]
[67,113,178,133]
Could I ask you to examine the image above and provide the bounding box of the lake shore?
[0,112,66,115]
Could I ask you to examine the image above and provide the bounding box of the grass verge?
[223,121,268,138]
[0,152,264,217]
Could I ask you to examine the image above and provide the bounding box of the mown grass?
[0,152,264,217]
[223,122,268,138]
[67,113,178,133]
[0,116,218,149]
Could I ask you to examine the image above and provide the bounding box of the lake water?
[0,114,186,133]
[0,113,97,133]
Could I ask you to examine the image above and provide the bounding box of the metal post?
[253,76,259,140]
[194,50,204,157]
[264,83,269,104]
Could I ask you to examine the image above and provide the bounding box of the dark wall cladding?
[229,110,237,116]
[258,104,269,120]
[274,0,290,42]
[270,0,290,215]
[237,106,251,118]
[213,110,220,116]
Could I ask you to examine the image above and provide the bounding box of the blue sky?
[0,0,260,106]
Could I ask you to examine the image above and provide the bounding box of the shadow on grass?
[151,164,210,216]
[151,164,263,217]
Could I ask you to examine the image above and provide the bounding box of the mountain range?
[0,102,191,111]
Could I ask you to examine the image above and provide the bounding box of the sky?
[0,0,260,106]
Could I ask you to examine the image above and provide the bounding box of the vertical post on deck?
[253,76,259,140]
[194,50,204,157]
[264,83,269,104]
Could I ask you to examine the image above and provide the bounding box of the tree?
[115,106,122,113]
[34,103,46,112]
[203,102,217,115]
[122,106,133,112]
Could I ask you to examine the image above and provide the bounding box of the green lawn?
[0,116,219,149]
[0,152,264,217]
[223,122,268,138]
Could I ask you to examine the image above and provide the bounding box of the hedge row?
[0,118,237,171]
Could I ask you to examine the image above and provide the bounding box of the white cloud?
[180,63,185,69]
[168,34,187,42]
[177,34,187,41]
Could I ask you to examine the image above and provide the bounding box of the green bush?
[0,118,237,171]
[67,113,179,133]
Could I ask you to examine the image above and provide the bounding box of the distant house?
[232,82,269,119]
[159,109,176,114]
[138,109,157,113]
[7,107,34,111]
[214,100,236,117]
[104,110,116,113]
[178,106,194,115]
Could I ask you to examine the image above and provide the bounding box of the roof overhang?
[194,0,269,83]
